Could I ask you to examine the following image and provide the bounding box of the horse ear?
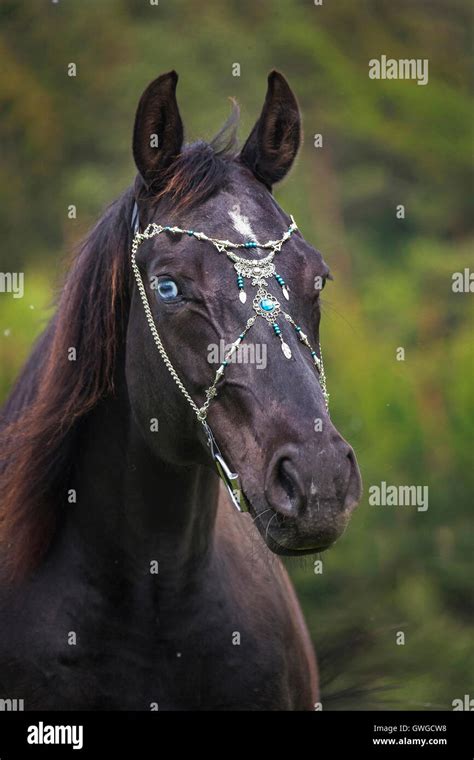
[240,71,301,188]
[133,71,184,190]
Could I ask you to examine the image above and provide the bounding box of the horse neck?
[64,379,220,596]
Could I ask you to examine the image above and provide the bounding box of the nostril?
[278,459,296,501]
[343,448,363,512]
[265,453,304,518]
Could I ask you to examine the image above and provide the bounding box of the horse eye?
[156,277,180,301]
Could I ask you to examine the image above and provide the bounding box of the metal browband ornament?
[130,203,329,513]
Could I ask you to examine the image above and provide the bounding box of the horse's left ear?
[240,71,301,188]
[133,70,184,190]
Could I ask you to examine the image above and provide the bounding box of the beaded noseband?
[130,203,329,513]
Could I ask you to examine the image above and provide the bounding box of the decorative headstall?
[130,203,329,513]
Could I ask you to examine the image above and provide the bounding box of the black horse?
[0,71,361,710]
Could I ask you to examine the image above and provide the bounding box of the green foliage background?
[0,0,472,709]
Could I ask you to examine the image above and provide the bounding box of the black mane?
[0,105,241,583]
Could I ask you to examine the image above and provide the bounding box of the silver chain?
[131,234,205,422]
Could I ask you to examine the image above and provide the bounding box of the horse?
[0,70,362,710]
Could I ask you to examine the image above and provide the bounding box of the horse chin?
[245,495,346,557]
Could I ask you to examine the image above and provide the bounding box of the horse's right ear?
[133,71,184,190]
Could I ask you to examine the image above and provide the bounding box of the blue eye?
[156,277,180,301]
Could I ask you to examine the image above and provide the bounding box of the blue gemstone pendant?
[260,298,275,312]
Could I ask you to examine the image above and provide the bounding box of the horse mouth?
[264,532,334,556]
[243,489,343,556]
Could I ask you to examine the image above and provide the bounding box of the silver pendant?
[239,290,247,304]
[281,342,292,359]
[282,285,290,301]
